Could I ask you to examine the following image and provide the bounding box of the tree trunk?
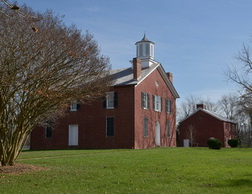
[0,130,29,166]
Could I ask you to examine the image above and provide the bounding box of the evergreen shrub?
[228,139,241,148]
[207,138,222,149]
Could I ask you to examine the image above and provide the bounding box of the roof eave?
[157,65,180,99]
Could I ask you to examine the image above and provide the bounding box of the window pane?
[144,117,148,137]
[70,101,79,111]
[142,92,150,109]
[167,120,171,137]
[45,127,52,138]
[106,117,114,136]
[154,95,161,112]
[45,121,53,138]
[140,44,143,56]
[146,44,150,56]
[106,92,114,109]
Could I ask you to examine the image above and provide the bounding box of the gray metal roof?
[135,34,155,45]
[109,62,179,98]
[201,109,236,124]
[109,62,159,86]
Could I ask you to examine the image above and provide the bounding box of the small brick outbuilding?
[179,104,237,147]
[30,35,179,150]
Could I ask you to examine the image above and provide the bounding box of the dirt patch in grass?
[0,163,46,175]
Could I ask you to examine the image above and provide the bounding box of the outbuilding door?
[155,121,161,146]
[183,139,189,147]
[68,124,78,146]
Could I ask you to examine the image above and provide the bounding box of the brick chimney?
[196,104,205,109]
[167,72,173,83]
[133,57,141,80]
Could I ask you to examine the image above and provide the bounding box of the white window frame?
[106,92,115,109]
[142,92,149,109]
[154,95,162,112]
[166,99,172,114]
[70,101,78,111]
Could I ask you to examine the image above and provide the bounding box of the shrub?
[228,139,241,148]
[207,138,222,149]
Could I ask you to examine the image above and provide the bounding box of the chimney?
[133,57,141,80]
[167,72,173,83]
[196,104,205,109]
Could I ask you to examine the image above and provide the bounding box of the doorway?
[155,121,161,146]
[68,124,78,146]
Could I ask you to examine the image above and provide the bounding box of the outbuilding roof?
[179,108,237,124]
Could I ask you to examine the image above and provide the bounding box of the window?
[153,95,162,112]
[166,120,171,138]
[165,99,172,114]
[141,92,150,109]
[139,44,143,57]
[70,101,80,111]
[150,44,154,57]
[143,117,149,137]
[146,43,150,56]
[103,92,118,109]
[45,121,53,138]
[106,117,114,137]
[45,126,52,138]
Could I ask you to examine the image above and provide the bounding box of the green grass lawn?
[0,147,252,194]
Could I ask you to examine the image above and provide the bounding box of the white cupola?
[135,34,155,68]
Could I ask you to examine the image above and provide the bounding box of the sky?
[13,0,252,105]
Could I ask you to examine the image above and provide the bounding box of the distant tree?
[218,94,240,121]
[0,3,111,166]
[185,124,197,147]
[226,43,252,94]
[225,41,252,147]
[177,95,218,122]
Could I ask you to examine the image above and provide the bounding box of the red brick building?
[179,104,237,147]
[30,35,179,149]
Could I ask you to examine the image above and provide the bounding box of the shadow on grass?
[201,174,252,191]
[226,178,252,187]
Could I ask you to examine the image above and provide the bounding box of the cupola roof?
[135,34,155,45]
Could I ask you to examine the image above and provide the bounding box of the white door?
[155,121,161,146]
[183,139,189,147]
[69,124,78,146]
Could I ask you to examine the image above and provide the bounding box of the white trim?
[136,61,159,86]
[68,124,78,146]
[106,92,114,109]
[134,62,180,99]
[70,101,78,111]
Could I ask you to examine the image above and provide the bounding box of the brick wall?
[31,85,135,149]
[134,69,177,149]
[31,67,178,150]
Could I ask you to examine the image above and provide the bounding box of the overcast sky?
[15,0,252,105]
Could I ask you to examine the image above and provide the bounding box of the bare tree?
[218,94,240,121]
[0,3,111,166]
[185,124,197,147]
[225,40,252,147]
[177,95,218,122]
[226,43,252,93]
